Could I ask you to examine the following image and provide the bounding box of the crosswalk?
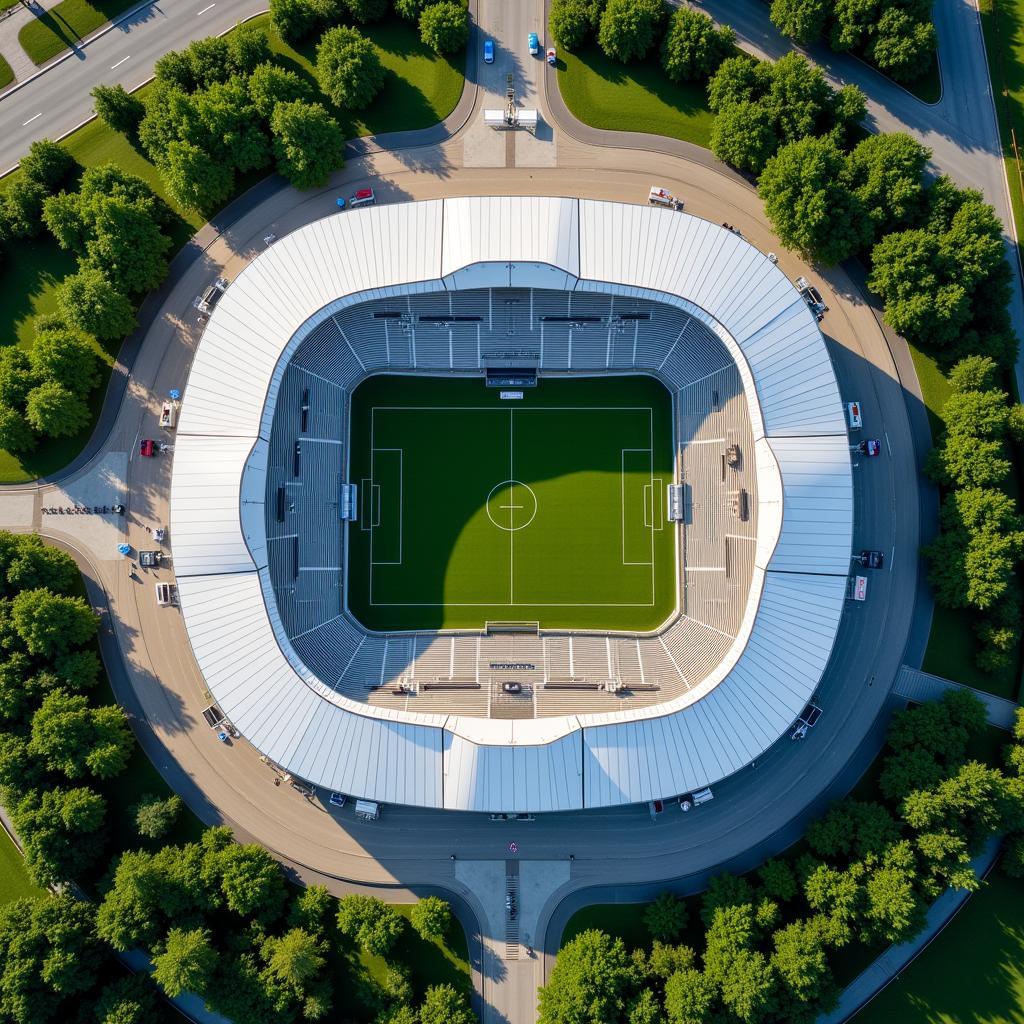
[504,860,520,959]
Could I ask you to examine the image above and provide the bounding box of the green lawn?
[853,868,1024,1024]
[361,905,471,1001]
[0,826,44,904]
[18,0,136,65]
[981,0,1024,260]
[346,375,676,631]
[556,43,715,147]
[0,52,13,89]
[0,16,465,484]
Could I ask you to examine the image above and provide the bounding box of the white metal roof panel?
[170,435,260,575]
[767,435,853,575]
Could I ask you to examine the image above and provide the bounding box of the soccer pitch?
[346,376,677,631]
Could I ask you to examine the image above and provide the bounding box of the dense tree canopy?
[316,25,385,110]
[91,84,146,136]
[538,929,633,1024]
[270,101,346,190]
[419,1,469,54]
[598,0,666,63]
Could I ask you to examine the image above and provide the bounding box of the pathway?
[0,0,43,85]
[893,664,1020,729]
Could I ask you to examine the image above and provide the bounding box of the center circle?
[486,480,538,532]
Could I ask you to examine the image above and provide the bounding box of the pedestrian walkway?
[893,665,1019,730]
[817,837,1002,1024]
[0,0,46,86]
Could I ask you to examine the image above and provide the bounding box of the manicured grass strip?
[0,0,23,11]
[18,0,135,65]
[557,43,715,148]
[0,52,13,89]
[853,869,1024,1024]
[0,825,44,904]
[981,0,1024,258]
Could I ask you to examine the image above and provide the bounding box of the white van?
[155,582,176,606]
[846,401,862,430]
[354,799,380,820]
[649,185,683,210]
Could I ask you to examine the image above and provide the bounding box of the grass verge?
[0,52,13,89]
[981,0,1024,259]
[0,15,464,483]
[18,0,137,65]
[853,867,1024,1023]
[556,43,715,147]
[0,825,44,904]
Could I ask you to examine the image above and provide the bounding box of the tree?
[82,197,172,294]
[396,0,430,19]
[830,0,876,51]
[598,0,665,63]
[1,180,49,239]
[661,6,734,82]
[870,8,935,84]
[769,0,829,45]
[260,927,326,989]
[181,36,232,90]
[710,101,778,174]
[91,84,146,136]
[11,588,97,656]
[289,883,335,934]
[193,77,272,173]
[410,895,452,941]
[337,894,405,956]
[29,327,101,391]
[316,26,385,110]
[227,22,273,74]
[763,52,835,144]
[11,786,107,886]
[419,1,469,55]
[707,54,771,113]
[247,62,313,119]
[550,0,601,50]
[153,927,217,998]
[92,974,162,1024]
[663,967,716,1024]
[55,268,137,341]
[643,892,688,942]
[0,894,104,1024]
[0,347,35,407]
[757,859,798,903]
[948,354,1000,392]
[270,101,346,190]
[137,81,200,161]
[537,929,633,1024]
[844,133,929,238]
[770,918,834,1011]
[161,140,234,214]
[270,0,323,43]
[702,905,775,1023]
[29,688,133,780]
[20,139,78,192]
[0,406,36,453]
[132,793,184,839]
[420,984,475,1024]
[211,842,287,921]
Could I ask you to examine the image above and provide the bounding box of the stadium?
[169,196,853,813]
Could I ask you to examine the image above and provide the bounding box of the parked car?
[484,38,494,62]
[546,47,557,65]
[859,549,884,569]
[329,792,347,807]
[796,276,828,321]
[528,32,539,54]
[139,438,156,457]
[348,188,376,207]
[648,799,664,818]
[858,439,881,457]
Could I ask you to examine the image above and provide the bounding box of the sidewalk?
[0,1,44,85]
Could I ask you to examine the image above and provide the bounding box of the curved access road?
[0,0,936,1020]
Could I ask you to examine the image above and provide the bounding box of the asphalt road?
[0,1,943,1020]
[0,0,266,175]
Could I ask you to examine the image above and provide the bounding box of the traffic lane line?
[110,56,130,69]
[197,3,215,13]
[22,112,42,126]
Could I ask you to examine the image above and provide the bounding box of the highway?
[0,0,943,1020]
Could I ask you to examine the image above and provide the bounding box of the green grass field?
[854,868,1024,1023]
[346,375,676,631]
[0,53,13,89]
[0,827,44,905]
[557,44,715,147]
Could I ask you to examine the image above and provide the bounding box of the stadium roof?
[170,197,852,812]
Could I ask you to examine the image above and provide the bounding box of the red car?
[139,439,156,457]
[858,439,881,457]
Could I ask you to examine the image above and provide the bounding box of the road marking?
[22,112,42,126]
[197,2,215,12]
[110,55,130,69]
[890,545,895,572]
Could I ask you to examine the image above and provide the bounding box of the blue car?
[483,38,494,63]
[528,32,539,55]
